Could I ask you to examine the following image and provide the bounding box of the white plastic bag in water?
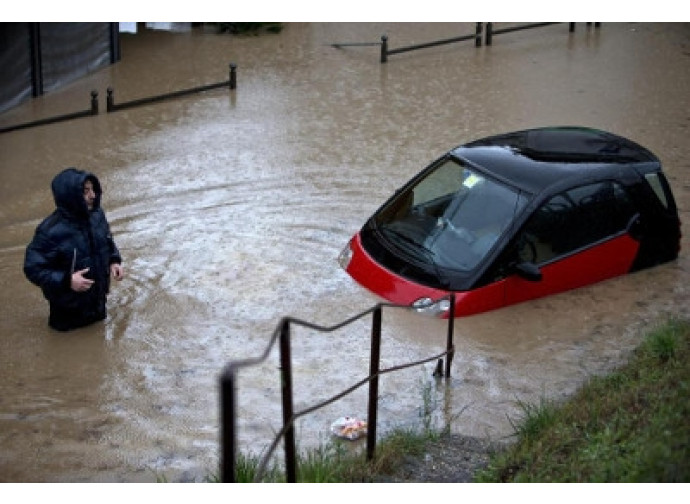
[330,416,368,440]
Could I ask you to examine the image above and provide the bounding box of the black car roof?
[450,126,660,194]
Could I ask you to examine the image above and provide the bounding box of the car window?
[516,181,636,264]
[411,159,467,208]
[644,172,671,210]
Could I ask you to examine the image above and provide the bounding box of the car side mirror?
[514,261,542,281]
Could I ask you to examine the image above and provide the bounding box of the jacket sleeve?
[24,226,70,300]
[106,221,122,265]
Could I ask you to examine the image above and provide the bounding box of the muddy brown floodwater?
[0,23,689,482]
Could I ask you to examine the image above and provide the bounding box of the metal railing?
[484,22,600,45]
[380,23,484,63]
[0,63,237,134]
[219,294,456,482]
[0,90,100,134]
[106,63,237,113]
[484,22,562,45]
[331,23,601,63]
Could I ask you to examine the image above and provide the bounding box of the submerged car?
[339,126,681,317]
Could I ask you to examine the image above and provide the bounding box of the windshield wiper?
[379,226,449,287]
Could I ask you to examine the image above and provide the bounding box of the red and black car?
[339,126,681,317]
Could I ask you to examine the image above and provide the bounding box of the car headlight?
[412,297,451,316]
[338,241,353,270]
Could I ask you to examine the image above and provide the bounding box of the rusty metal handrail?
[219,294,455,482]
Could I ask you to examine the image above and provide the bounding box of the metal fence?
[3,21,603,133]
[0,90,100,134]
[106,64,237,113]
[380,23,484,63]
[0,63,237,135]
[330,22,601,63]
[219,294,456,482]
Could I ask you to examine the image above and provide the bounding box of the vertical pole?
[485,23,493,46]
[220,366,238,482]
[229,63,237,89]
[380,35,388,64]
[109,22,121,63]
[106,87,114,112]
[569,22,575,32]
[445,294,455,378]
[366,306,382,461]
[279,319,297,482]
[90,90,98,115]
[475,22,483,47]
[29,22,43,97]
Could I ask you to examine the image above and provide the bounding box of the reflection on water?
[0,22,689,482]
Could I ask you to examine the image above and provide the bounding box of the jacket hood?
[51,168,102,219]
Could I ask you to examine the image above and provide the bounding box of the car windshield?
[374,159,526,272]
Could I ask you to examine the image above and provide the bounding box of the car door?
[503,180,641,307]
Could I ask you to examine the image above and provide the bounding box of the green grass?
[475,317,690,482]
[210,427,436,483]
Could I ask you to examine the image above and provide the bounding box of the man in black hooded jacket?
[24,168,124,331]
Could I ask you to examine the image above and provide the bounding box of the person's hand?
[110,263,124,281]
[71,268,94,292]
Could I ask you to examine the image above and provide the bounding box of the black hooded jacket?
[24,168,122,330]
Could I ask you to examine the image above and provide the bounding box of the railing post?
[485,22,493,46]
[90,90,98,115]
[366,306,382,461]
[380,35,388,63]
[229,63,237,90]
[445,294,455,378]
[279,319,297,482]
[475,22,483,47]
[106,87,114,113]
[220,366,238,482]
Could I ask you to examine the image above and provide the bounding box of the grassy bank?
[475,317,690,482]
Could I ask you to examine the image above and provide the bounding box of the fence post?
[485,22,493,46]
[220,366,238,482]
[380,35,388,63]
[445,294,455,377]
[366,306,382,461]
[106,87,114,112]
[90,90,98,115]
[279,319,297,482]
[229,63,237,90]
[475,22,483,47]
